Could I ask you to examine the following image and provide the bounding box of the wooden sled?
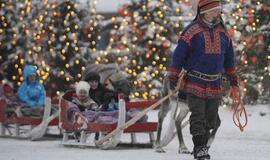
[59,91,158,149]
[0,97,59,139]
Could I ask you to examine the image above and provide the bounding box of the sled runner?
[0,97,59,139]
[59,91,158,149]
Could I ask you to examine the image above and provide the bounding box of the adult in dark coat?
[83,71,117,111]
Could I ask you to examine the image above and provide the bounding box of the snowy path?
[0,104,269,160]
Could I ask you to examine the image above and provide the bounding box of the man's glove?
[227,73,238,87]
[230,85,241,109]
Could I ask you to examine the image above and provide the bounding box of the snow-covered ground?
[0,104,269,160]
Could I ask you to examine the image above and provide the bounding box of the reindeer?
[154,75,220,154]
[83,63,132,97]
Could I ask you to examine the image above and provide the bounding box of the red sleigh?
[0,96,59,139]
[59,90,158,149]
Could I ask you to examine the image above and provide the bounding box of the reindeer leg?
[175,102,190,154]
[155,78,171,153]
[154,108,167,153]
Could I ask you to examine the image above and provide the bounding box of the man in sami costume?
[168,0,239,159]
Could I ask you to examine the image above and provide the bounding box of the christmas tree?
[0,0,42,87]
[32,0,102,96]
[0,0,102,96]
[101,0,191,100]
[222,0,270,104]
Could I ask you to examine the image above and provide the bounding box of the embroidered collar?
[197,16,220,29]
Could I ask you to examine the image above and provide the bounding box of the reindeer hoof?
[155,147,166,153]
[154,143,166,153]
[178,147,190,154]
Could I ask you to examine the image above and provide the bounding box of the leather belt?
[188,70,221,81]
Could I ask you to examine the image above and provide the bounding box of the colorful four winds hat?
[198,0,221,14]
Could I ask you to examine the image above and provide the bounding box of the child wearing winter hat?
[72,81,99,112]
[17,65,45,117]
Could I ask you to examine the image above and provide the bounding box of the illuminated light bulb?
[260,76,264,80]
[66,77,70,81]
[135,92,140,97]
[144,67,148,71]
[12,76,16,80]
[65,64,70,68]
[152,61,156,65]
[20,59,24,65]
[117,57,122,62]
[75,59,79,64]
[17,82,21,86]
[75,46,79,51]
[77,74,81,78]
[81,66,86,71]
[134,81,138,85]
[56,91,60,96]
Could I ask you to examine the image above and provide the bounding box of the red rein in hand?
[230,86,248,132]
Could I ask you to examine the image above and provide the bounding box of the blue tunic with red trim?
[169,17,236,99]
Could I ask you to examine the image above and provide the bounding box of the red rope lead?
[230,86,248,132]
[232,102,248,132]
